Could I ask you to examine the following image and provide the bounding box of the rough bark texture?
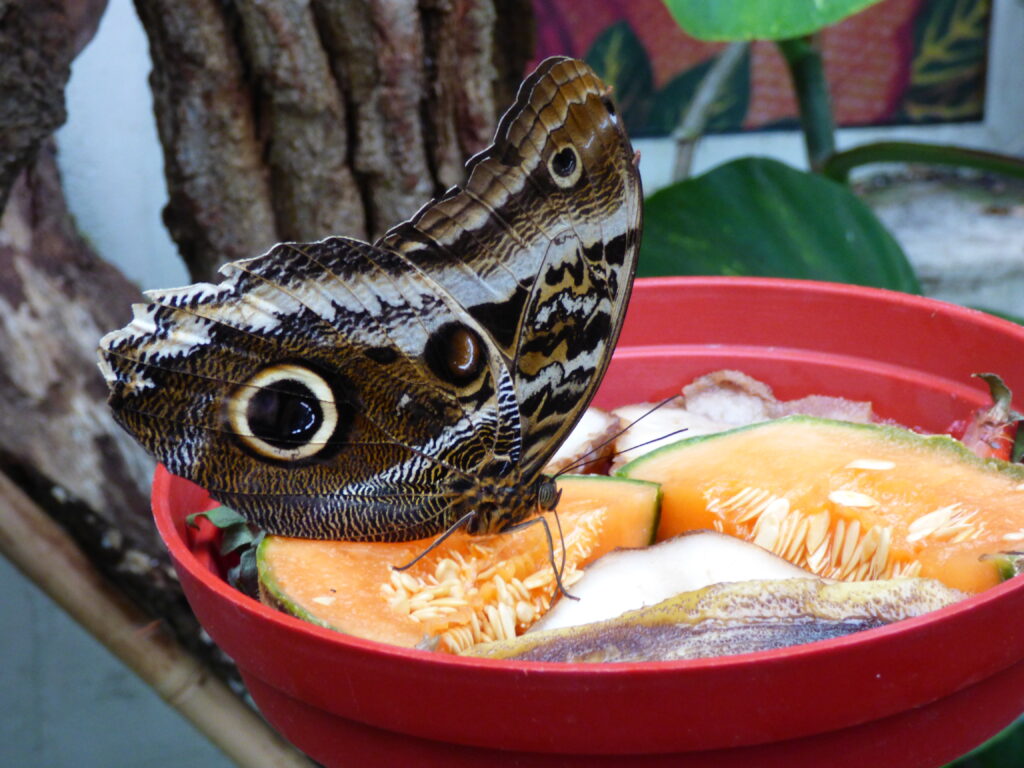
[134,0,535,280]
[0,0,106,214]
[0,141,238,683]
[133,0,279,283]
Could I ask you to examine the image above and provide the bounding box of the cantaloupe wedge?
[620,416,1024,593]
[257,475,660,652]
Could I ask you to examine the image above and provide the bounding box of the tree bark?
[0,0,107,213]
[0,139,239,683]
[134,0,535,281]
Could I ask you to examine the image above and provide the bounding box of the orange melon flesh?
[257,475,659,652]
[620,416,1024,594]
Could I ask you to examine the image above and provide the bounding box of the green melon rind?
[616,414,1024,483]
[556,473,662,545]
[256,538,341,632]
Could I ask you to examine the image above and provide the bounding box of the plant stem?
[672,41,749,181]
[822,141,1024,184]
[778,36,836,173]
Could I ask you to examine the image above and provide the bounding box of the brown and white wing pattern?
[379,57,642,477]
[97,57,641,541]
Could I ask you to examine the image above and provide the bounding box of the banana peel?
[462,577,964,663]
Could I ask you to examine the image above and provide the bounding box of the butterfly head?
[459,472,560,536]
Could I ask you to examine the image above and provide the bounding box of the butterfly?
[97,56,642,544]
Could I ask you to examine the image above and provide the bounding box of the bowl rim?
[152,274,1024,678]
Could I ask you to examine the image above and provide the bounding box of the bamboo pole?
[0,471,311,768]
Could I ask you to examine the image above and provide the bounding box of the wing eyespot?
[227,363,340,461]
[548,146,581,188]
[425,323,487,386]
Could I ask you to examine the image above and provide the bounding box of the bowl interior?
[153,277,1024,758]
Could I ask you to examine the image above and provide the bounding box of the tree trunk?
[0,0,533,760]
[0,0,106,213]
[133,0,535,282]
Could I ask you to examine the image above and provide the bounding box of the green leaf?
[639,157,922,293]
[185,505,256,555]
[584,21,654,133]
[186,506,247,529]
[219,522,257,556]
[645,47,751,135]
[662,0,885,40]
[943,716,1024,767]
[227,532,265,599]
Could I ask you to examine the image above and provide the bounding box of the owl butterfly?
[98,56,642,548]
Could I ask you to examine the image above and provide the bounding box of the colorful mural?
[531,0,990,137]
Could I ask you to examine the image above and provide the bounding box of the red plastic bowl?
[153,277,1024,767]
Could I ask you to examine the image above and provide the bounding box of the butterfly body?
[98,57,642,543]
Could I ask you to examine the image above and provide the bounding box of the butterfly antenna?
[555,395,683,477]
[503,509,579,601]
[551,504,573,598]
[599,426,691,465]
[393,509,476,572]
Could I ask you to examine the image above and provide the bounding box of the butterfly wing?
[378,57,642,476]
[98,57,641,541]
[99,235,524,540]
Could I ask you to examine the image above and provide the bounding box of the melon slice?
[619,416,1024,593]
[257,475,660,652]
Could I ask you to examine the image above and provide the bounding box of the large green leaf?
[944,716,1024,767]
[662,0,885,40]
[639,157,921,293]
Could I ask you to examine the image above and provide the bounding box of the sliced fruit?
[619,416,1024,593]
[465,577,965,662]
[532,531,809,632]
[543,406,623,475]
[257,475,660,652]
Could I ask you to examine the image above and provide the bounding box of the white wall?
[56,0,186,292]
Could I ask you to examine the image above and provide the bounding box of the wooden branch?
[0,142,153,541]
[0,141,239,680]
[0,472,312,768]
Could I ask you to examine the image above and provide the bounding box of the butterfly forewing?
[98,57,641,541]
